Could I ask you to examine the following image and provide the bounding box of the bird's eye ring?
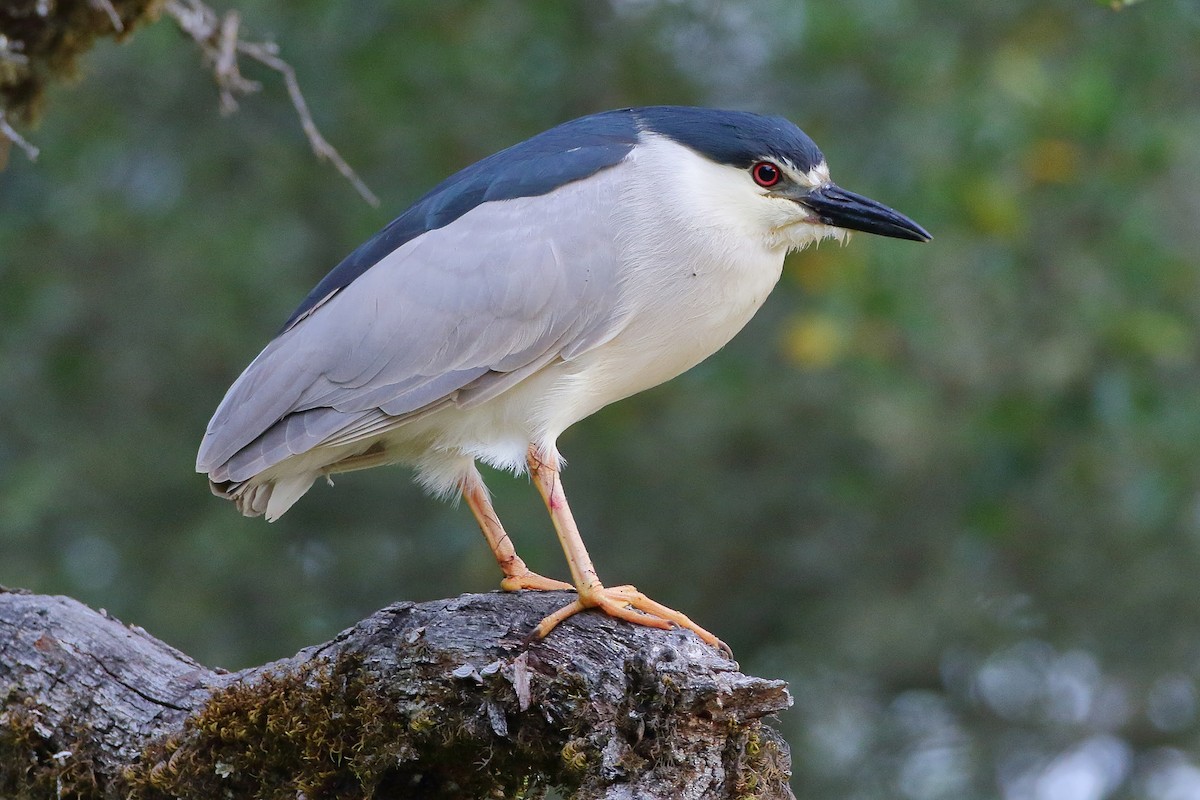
[752,161,782,188]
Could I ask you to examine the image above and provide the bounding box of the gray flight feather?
[198,164,631,483]
[280,109,640,331]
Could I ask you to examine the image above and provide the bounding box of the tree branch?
[0,587,795,799]
[0,0,377,205]
[0,110,38,167]
[163,0,379,206]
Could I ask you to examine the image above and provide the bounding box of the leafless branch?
[215,9,258,113]
[0,35,29,67]
[164,0,378,206]
[89,0,125,33]
[237,43,379,206]
[0,110,39,164]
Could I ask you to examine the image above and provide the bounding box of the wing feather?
[198,167,630,478]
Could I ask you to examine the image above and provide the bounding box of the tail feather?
[209,472,319,521]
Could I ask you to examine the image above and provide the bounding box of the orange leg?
[524,445,729,655]
[460,468,572,592]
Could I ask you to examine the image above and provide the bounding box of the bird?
[197,106,930,652]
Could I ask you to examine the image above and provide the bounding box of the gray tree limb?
[0,586,794,799]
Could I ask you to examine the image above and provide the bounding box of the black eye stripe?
[752,161,781,187]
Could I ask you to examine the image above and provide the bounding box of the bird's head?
[633,107,931,253]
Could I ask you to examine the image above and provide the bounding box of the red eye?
[752,161,782,187]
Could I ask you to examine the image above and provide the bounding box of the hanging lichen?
[0,0,165,122]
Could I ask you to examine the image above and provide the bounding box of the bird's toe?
[500,572,576,592]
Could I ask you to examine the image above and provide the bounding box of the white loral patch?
[792,160,832,190]
[628,133,843,259]
[759,159,850,252]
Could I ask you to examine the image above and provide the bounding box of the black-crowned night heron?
[198,106,930,652]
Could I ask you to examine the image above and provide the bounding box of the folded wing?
[197,168,630,484]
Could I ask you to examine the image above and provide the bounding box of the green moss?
[732,723,790,800]
[559,737,591,773]
[122,657,408,799]
[0,0,165,122]
[120,654,564,800]
[0,695,103,800]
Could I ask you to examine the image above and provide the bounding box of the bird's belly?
[389,324,733,479]
[578,318,736,399]
[374,250,785,482]
[545,258,785,429]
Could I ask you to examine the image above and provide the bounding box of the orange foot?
[500,571,575,592]
[529,583,731,657]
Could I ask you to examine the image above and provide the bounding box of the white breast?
[532,134,791,432]
[371,137,813,493]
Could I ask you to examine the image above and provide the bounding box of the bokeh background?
[4,1,1200,797]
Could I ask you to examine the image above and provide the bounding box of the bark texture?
[0,586,794,799]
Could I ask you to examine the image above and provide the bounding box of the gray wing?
[198,170,630,483]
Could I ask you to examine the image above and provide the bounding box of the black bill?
[799,184,932,242]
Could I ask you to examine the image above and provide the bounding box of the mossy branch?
[0,586,795,799]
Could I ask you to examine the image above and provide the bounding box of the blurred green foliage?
[3,1,1200,797]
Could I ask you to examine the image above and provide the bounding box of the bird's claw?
[500,572,575,592]
[527,583,731,656]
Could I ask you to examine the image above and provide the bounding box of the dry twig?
[0,110,39,165]
[164,0,378,206]
[89,0,125,33]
